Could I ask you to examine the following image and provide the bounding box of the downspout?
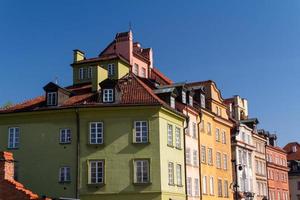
[197,109,203,200]
[264,142,269,200]
[75,108,80,199]
[183,111,190,200]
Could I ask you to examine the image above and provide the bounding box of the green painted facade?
[0,105,186,200]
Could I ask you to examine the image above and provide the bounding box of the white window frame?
[59,166,71,182]
[168,162,174,185]
[89,122,103,144]
[189,95,193,106]
[216,152,221,169]
[193,150,198,166]
[134,159,150,184]
[60,128,71,144]
[187,177,192,196]
[182,91,186,104]
[170,96,175,108]
[87,67,93,79]
[209,176,214,195]
[8,127,20,149]
[186,147,191,164]
[224,180,229,197]
[47,92,57,106]
[103,89,114,102]
[218,178,223,197]
[141,67,146,77]
[202,175,207,194]
[89,160,104,184]
[192,122,197,138]
[176,164,182,186]
[223,154,228,170]
[194,178,200,196]
[175,127,181,149]
[134,121,148,143]
[108,63,115,76]
[134,63,139,75]
[200,93,206,108]
[221,130,226,144]
[201,145,206,163]
[167,124,173,146]
[79,67,84,80]
[208,148,213,165]
[216,128,220,142]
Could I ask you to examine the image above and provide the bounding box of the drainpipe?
[197,109,203,200]
[75,108,80,199]
[264,142,269,200]
[183,112,190,200]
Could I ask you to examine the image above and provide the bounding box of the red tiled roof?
[151,67,173,85]
[283,142,300,161]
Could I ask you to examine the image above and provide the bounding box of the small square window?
[60,129,71,144]
[103,89,114,103]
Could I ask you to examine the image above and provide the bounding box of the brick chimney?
[0,151,14,181]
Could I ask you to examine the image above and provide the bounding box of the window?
[108,63,115,76]
[47,92,57,106]
[200,94,205,108]
[8,127,20,149]
[248,152,252,168]
[134,160,149,183]
[59,167,71,182]
[223,154,228,170]
[218,179,223,197]
[176,164,182,186]
[193,150,198,166]
[182,91,186,104]
[89,122,103,144]
[200,121,205,132]
[170,96,175,108]
[60,129,71,144]
[293,145,297,153]
[89,160,104,184]
[103,89,114,102]
[87,67,93,78]
[207,122,212,135]
[141,67,146,77]
[192,122,197,138]
[189,95,193,106]
[208,148,213,165]
[187,177,192,196]
[216,128,220,142]
[201,145,206,163]
[134,64,139,75]
[221,131,226,144]
[209,176,214,195]
[175,127,181,149]
[186,148,191,164]
[79,68,84,80]
[134,121,148,143]
[167,124,173,146]
[194,178,200,196]
[224,180,229,197]
[168,162,174,185]
[202,176,207,194]
[297,181,300,190]
[216,152,221,169]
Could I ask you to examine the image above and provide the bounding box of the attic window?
[292,145,297,153]
[103,89,114,103]
[47,92,57,106]
[200,94,205,108]
[189,96,193,106]
[182,91,186,104]
[108,64,115,76]
[170,96,175,109]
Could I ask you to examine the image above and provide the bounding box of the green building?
[0,32,187,200]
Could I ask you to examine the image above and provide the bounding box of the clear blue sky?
[1,1,299,147]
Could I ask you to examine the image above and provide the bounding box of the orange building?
[264,133,289,200]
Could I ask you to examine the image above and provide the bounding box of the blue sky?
[0,0,299,146]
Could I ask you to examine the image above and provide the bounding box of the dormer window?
[108,64,115,76]
[189,96,193,106]
[182,91,186,104]
[200,94,205,108]
[141,68,146,78]
[87,67,92,79]
[134,64,139,75]
[47,92,57,106]
[170,96,175,109]
[103,89,114,103]
[79,68,84,80]
[292,145,297,153]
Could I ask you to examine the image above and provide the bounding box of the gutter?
[197,109,203,200]
[75,108,80,199]
[183,112,190,200]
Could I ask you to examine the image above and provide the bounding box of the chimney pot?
[73,49,85,62]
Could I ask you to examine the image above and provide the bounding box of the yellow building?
[188,81,234,200]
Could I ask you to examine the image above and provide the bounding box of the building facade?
[265,133,289,200]
[284,142,300,200]
[0,31,187,200]
[188,81,234,200]
[225,96,257,200]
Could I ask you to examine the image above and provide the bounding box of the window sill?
[59,181,71,184]
[59,142,71,145]
[133,182,152,186]
[177,184,183,187]
[175,147,182,150]
[167,144,174,148]
[132,141,150,145]
[168,183,175,186]
[87,183,105,187]
[7,147,19,150]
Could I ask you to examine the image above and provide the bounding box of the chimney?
[0,152,14,181]
[73,49,85,62]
